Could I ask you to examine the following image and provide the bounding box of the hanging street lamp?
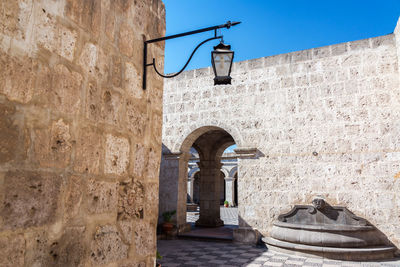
[211,42,234,85]
[143,21,241,89]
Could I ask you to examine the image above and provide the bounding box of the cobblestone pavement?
[157,240,400,267]
[187,207,238,225]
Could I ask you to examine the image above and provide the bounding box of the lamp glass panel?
[213,52,233,77]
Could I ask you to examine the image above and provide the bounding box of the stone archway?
[187,158,230,206]
[178,126,236,228]
[172,124,244,154]
[226,166,238,207]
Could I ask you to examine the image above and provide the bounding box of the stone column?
[177,152,191,231]
[159,155,179,219]
[195,160,224,227]
[187,177,194,203]
[224,177,236,207]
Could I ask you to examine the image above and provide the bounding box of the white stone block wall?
[162,24,400,247]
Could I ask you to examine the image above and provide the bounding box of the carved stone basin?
[263,198,397,260]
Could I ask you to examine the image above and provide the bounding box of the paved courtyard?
[187,207,239,226]
[157,239,400,267]
[176,207,400,266]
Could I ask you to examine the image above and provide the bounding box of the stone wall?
[162,20,400,247]
[0,0,165,266]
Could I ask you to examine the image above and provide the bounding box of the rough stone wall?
[0,0,165,266]
[163,24,400,247]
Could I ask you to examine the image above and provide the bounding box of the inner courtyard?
[159,16,400,263]
[1,0,400,266]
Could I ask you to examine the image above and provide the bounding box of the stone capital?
[224,177,236,182]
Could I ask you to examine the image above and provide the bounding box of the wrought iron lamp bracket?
[143,21,240,89]
[149,36,222,79]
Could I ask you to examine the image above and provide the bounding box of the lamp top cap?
[214,42,231,51]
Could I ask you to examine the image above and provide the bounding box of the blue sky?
[162,0,400,74]
[225,145,236,153]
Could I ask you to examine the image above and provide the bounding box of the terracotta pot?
[162,222,174,233]
[224,204,229,207]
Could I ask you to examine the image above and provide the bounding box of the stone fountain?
[263,197,397,260]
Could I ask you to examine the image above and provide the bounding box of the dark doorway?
[220,171,226,205]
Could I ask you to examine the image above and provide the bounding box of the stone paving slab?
[187,207,238,226]
[179,225,234,240]
[157,240,400,267]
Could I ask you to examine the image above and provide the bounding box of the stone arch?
[172,123,244,153]
[214,138,235,159]
[220,167,229,178]
[188,168,200,178]
[229,166,238,178]
[189,165,229,180]
[175,125,237,228]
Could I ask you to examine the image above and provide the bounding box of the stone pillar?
[159,155,179,222]
[195,160,224,227]
[225,177,236,207]
[159,151,192,234]
[187,177,194,203]
[177,152,191,231]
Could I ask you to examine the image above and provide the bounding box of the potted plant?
[224,200,229,207]
[156,251,162,267]
[162,210,176,233]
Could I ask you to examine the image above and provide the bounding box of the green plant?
[224,200,229,206]
[162,210,176,222]
[156,251,162,260]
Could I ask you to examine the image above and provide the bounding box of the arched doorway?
[179,126,236,228]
